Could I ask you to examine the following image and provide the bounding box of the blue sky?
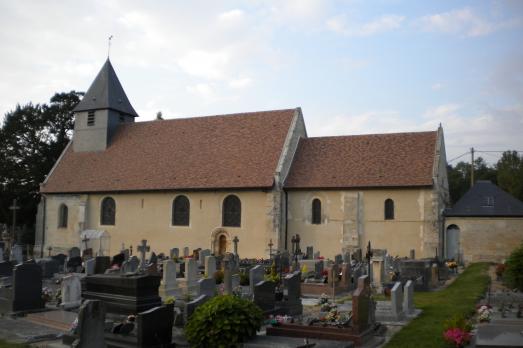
[1,0,522,163]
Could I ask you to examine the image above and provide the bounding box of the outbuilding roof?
[445,180,523,217]
[284,131,438,189]
[40,109,296,193]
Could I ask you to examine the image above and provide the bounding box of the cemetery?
[0,231,521,348]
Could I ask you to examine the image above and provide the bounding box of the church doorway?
[211,228,229,256]
[219,235,227,255]
[445,224,460,261]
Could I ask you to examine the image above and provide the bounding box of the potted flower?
[443,315,472,348]
[477,304,492,323]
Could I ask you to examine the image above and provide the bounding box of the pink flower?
[443,328,471,347]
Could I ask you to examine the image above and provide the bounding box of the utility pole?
[470,147,475,188]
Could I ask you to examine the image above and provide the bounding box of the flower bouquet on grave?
[269,314,294,326]
[477,305,493,322]
[446,260,458,272]
[443,315,472,348]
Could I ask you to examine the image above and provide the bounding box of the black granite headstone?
[37,258,60,278]
[94,256,111,274]
[0,261,14,277]
[0,262,45,314]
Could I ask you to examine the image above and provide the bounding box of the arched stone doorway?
[210,228,229,256]
[445,224,460,261]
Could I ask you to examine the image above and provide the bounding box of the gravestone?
[409,249,415,259]
[0,262,44,314]
[399,259,432,291]
[199,249,211,266]
[184,294,209,323]
[69,247,81,258]
[149,252,158,265]
[137,239,150,270]
[371,256,385,289]
[170,248,179,259]
[159,259,177,298]
[306,246,313,259]
[110,253,125,268]
[185,258,197,287]
[352,275,371,334]
[334,254,343,265]
[0,261,13,277]
[403,280,414,315]
[37,258,60,278]
[94,256,111,274]
[183,247,189,257]
[299,259,323,278]
[430,264,438,288]
[121,249,130,261]
[136,305,174,347]
[340,262,352,290]
[253,280,276,312]
[223,257,233,295]
[391,282,404,320]
[198,278,215,298]
[343,252,350,264]
[61,274,82,309]
[249,265,265,294]
[85,258,95,275]
[83,273,162,315]
[10,245,23,264]
[205,255,216,278]
[313,251,320,259]
[121,255,139,273]
[67,256,83,272]
[73,300,106,348]
[232,274,240,290]
[283,271,302,315]
[51,253,67,267]
[0,248,3,261]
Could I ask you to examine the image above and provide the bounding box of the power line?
[448,152,470,163]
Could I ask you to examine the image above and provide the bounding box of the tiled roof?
[41,109,296,193]
[284,131,437,189]
[73,59,139,117]
[445,180,523,217]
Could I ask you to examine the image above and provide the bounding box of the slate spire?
[73,58,139,117]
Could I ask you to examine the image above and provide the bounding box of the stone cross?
[8,199,20,242]
[268,239,274,257]
[81,236,90,250]
[365,241,373,277]
[232,236,239,256]
[137,239,150,270]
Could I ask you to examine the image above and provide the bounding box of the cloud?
[326,14,405,36]
[178,50,231,80]
[416,7,522,37]
[308,103,523,163]
[229,77,252,89]
[218,9,245,23]
[431,83,444,91]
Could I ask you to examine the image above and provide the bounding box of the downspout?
[41,195,46,258]
[284,189,288,250]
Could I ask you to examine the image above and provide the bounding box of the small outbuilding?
[444,180,523,264]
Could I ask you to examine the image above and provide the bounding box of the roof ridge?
[304,130,437,140]
[120,108,298,126]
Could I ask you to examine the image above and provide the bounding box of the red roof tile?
[284,131,437,189]
[41,109,296,193]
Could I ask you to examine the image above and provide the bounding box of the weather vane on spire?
[108,35,114,58]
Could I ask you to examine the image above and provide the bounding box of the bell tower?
[72,59,139,152]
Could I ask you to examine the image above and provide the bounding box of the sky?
[1,0,522,164]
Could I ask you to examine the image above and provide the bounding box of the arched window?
[58,204,68,228]
[312,198,322,224]
[172,195,190,226]
[101,197,116,225]
[222,195,241,227]
[384,199,394,220]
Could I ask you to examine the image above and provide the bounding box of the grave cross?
[268,239,274,257]
[232,236,239,256]
[47,246,53,257]
[365,241,373,277]
[137,239,150,270]
[81,236,90,250]
[130,245,133,256]
[9,199,20,242]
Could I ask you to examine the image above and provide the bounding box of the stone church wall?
[82,191,274,258]
[445,217,523,264]
[287,188,439,259]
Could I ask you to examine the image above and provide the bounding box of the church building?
[35,59,450,259]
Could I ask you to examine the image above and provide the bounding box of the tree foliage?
[447,153,523,204]
[0,91,83,243]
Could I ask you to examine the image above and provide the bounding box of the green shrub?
[214,270,224,284]
[239,271,250,286]
[164,296,176,305]
[185,295,263,348]
[504,243,523,291]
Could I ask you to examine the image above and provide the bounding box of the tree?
[496,151,523,201]
[0,91,83,244]
[447,157,497,204]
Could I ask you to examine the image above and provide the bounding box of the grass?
[385,263,490,348]
[0,340,28,348]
